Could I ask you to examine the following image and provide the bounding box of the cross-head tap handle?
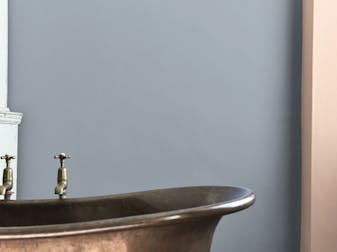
[0,155,15,168]
[54,153,71,168]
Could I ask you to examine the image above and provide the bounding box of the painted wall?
[8,0,302,251]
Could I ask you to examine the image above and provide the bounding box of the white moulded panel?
[0,112,22,200]
[0,0,23,199]
[0,0,8,110]
[0,124,18,199]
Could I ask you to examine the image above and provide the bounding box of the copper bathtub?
[0,186,255,251]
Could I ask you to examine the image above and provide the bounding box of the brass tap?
[0,155,15,200]
[54,153,70,199]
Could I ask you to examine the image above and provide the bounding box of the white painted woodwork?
[0,0,8,110]
[0,0,22,199]
[0,122,19,199]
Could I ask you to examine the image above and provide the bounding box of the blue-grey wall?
[8,0,302,251]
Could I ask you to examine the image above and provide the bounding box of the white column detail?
[0,0,23,199]
[0,0,8,110]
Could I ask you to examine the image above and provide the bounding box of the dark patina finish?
[0,186,255,251]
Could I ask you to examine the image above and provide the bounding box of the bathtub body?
[0,186,255,251]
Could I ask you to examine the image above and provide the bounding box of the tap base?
[58,195,66,199]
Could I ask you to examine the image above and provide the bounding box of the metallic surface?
[54,153,70,199]
[0,186,255,251]
[0,155,14,200]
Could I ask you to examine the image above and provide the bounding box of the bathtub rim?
[0,185,255,239]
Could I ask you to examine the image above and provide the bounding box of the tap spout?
[0,154,15,200]
[55,181,67,199]
[0,155,15,200]
[54,153,70,199]
[0,182,11,196]
[55,166,67,199]
[0,181,13,200]
[0,173,13,201]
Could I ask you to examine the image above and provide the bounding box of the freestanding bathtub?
[0,186,255,251]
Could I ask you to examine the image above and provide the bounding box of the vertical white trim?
[0,0,8,111]
[0,0,22,200]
